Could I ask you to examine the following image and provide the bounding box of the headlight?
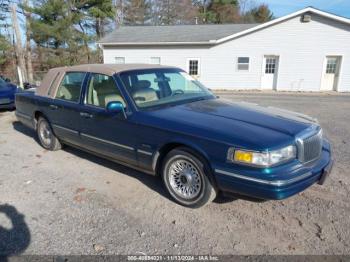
[228,145,296,167]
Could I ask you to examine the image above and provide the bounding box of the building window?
[188,59,200,76]
[150,57,161,65]
[265,57,276,74]
[237,57,249,71]
[326,58,337,74]
[115,57,125,64]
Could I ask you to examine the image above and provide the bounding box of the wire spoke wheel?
[168,159,202,199]
[39,120,52,146]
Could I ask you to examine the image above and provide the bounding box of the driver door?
[79,73,137,166]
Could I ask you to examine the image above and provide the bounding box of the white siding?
[102,14,350,91]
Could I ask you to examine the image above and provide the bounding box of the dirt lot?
[0,92,349,256]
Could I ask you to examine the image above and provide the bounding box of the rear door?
[79,73,138,166]
[48,72,87,146]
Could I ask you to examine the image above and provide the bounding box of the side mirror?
[106,101,126,117]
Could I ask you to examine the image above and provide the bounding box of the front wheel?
[162,148,217,208]
[37,117,62,151]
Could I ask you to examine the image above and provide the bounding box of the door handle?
[80,112,93,118]
[49,104,58,110]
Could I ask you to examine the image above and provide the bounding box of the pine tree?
[29,0,86,67]
[208,0,240,23]
[75,0,115,39]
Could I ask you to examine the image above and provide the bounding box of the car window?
[86,73,125,108]
[55,72,85,102]
[120,69,213,109]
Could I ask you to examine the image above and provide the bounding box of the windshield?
[119,68,214,109]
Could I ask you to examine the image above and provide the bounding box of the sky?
[254,0,350,18]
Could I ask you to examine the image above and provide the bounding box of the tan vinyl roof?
[36,64,177,97]
[53,63,176,75]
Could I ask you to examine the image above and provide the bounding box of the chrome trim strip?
[81,133,134,151]
[52,124,79,135]
[16,111,31,120]
[215,169,313,186]
[137,149,153,156]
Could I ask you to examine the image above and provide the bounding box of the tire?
[162,147,217,208]
[37,117,62,151]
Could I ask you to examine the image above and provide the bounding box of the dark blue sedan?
[0,77,19,109]
[15,64,333,208]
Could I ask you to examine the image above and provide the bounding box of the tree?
[0,35,10,65]
[28,0,86,67]
[244,4,273,23]
[152,0,198,25]
[123,0,152,25]
[196,0,240,24]
[75,0,115,39]
[248,4,273,23]
[70,0,115,63]
[195,0,273,23]
[207,0,240,24]
[0,1,11,66]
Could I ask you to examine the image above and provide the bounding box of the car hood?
[139,98,317,150]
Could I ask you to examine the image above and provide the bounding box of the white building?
[99,7,350,92]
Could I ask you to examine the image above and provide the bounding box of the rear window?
[48,72,61,96]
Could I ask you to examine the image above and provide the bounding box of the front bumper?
[214,140,333,200]
[0,97,15,109]
[0,101,15,109]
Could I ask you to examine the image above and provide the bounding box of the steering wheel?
[171,89,185,96]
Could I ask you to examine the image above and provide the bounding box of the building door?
[261,55,279,90]
[320,56,341,91]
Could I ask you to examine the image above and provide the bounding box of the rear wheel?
[37,117,62,151]
[162,148,217,208]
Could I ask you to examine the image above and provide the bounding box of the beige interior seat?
[56,83,81,101]
[94,79,125,107]
[132,80,158,104]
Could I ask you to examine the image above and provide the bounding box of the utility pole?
[11,3,27,87]
[23,0,34,84]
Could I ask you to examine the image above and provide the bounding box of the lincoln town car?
[15,64,333,208]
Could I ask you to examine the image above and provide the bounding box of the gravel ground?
[0,92,349,256]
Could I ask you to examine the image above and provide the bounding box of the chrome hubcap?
[169,159,201,199]
[39,121,52,146]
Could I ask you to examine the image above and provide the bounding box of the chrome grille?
[297,129,323,163]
